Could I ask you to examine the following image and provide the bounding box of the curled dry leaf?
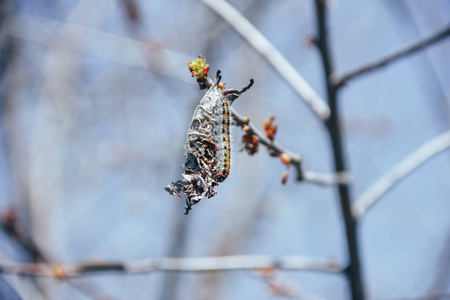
[263,116,277,141]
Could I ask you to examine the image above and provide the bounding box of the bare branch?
[0,208,116,299]
[0,255,343,278]
[200,0,330,121]
[231,109,347,185]
[337,25,450,86]
[352,129,450,219]
[313,1,366,299]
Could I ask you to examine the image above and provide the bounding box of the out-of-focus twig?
[0,209,114,300]
[232,109,348,185]
[336,25,450,87]
[382,293,450,300]
[7,13,192,83]
[0,255,343,277]
[352,129,450,219]
[200,0,330,121]
[0,209,45,262]
[302,170,350,186]
[119,0,141,24]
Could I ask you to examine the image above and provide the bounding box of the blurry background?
[0,0,450,299]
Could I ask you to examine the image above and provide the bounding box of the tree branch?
[8,13,193,83]
[336,25,450,86]
[313,1,365,299]
[231,108,348,185]
[0,209,114,300]
[0,255,343,278]
[352,129,450,219]
[200,0,330,121]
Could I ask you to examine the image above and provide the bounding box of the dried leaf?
[242,132,259,155]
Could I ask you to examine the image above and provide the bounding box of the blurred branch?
[352,129,450,219]
[382,294,450,300]
[201,0,330,121]
[0,209,115,300]
[0,255,343,277]
[119,0,141,24]
[0,209,45,262]
[336,25,450,86]
[232,109,348,185]
[7,13,192,83]
[302,170,350,186]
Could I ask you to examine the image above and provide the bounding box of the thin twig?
[231,109,347,185]
[336,25,450,86]
[200,0,330,121]
[352,129,450,219]
[0,255,343,278]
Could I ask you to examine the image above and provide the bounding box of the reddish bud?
[279,152,291,166]
[52,265,67,279]
[282,172,288,184]
[263,116,277,141]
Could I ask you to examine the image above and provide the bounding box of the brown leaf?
[242,132,260,155]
